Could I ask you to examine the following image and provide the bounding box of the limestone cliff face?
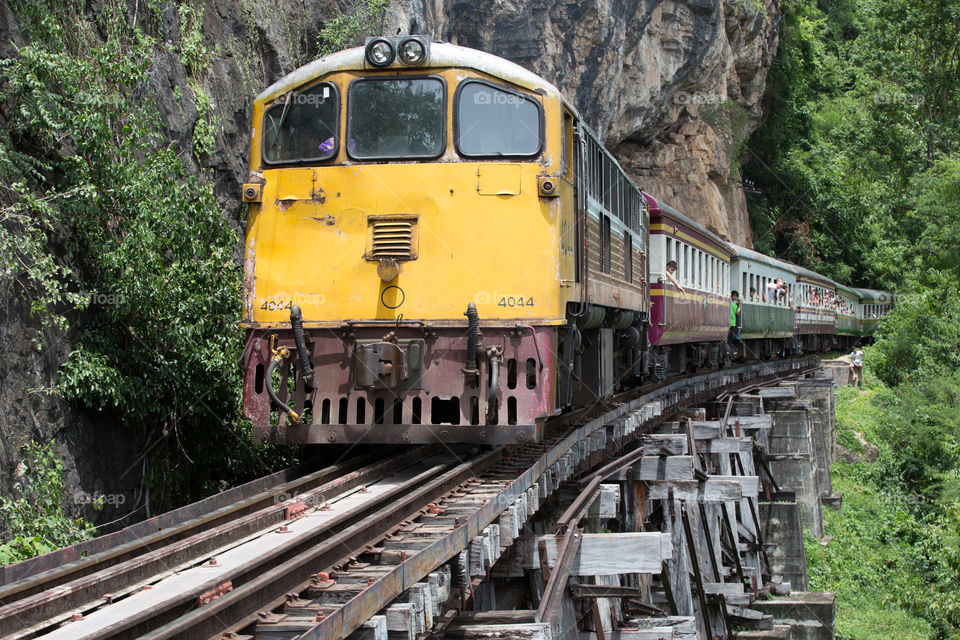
[389,0,781,245]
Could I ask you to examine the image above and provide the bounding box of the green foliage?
[0,441,95,565]
[869,280,960,387]
[316,0,389,56]
[751,15,960,633]
[177,3,208,76]
[191,83,219,159]
[809,373,960,637]
[173,2,219,162]
[1,1,293,513]
[745,0,960,284]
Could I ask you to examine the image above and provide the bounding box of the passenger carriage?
[795,266,837,352]
[834,283,860,346]
[646,193,732,377]
[856,288,894,338]
[239,37,896,448]
[728,245,798,358]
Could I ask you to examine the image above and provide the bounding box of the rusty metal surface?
[538,527,584,625]
[243,326,556,435]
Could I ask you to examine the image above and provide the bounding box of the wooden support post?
[681,506,716,640]
[721,500,746,587]
[698,502,722,582]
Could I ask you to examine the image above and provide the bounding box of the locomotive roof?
[255,41,578,114]
[643,192,733,255]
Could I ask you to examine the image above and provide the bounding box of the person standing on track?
[850,346,864,387]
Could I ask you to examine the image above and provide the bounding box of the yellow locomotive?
[240,37,649,445]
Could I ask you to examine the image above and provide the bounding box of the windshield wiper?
[267,92,294,156]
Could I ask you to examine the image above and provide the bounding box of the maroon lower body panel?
[242,324,555,445]
[649,284,729,346]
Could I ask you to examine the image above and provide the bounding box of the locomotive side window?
[263,82,339,164]
[347,77,445,159]
[601,215,612,274]
[455,80,542,157]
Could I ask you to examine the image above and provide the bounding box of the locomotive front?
[240,39,578,445]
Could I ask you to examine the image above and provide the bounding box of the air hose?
[290,305,314,386]
[463,302,479,381]
[267,338,300,423]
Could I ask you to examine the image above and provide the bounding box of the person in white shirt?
[850,347,864,388]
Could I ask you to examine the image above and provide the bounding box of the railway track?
[0,356,819,640]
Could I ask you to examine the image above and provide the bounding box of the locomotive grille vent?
[367,215,419,261]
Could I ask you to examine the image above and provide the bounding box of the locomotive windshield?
[455,80,542,157]
[262,82,338,164]
[347,77,445,159]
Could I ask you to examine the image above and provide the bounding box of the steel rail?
[140,448,503,640]
[75,461,454,640]
[0,448,433,638]
[0,451,386,596]
[0,447,432,636]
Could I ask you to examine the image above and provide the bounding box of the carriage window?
[682,245,689,285]
[456,81,542,157]
[347,77,444,159]
[263,82,338,164]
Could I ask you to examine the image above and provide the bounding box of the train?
[238,36,894,446]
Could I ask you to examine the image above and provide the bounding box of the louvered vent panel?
[370,219,415,259]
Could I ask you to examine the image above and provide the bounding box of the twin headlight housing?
[365,36,430,69]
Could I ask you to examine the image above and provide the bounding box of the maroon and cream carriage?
[644,193,733,379]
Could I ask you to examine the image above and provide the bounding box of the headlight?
[366,38,395,67]
[398,38,426,66]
